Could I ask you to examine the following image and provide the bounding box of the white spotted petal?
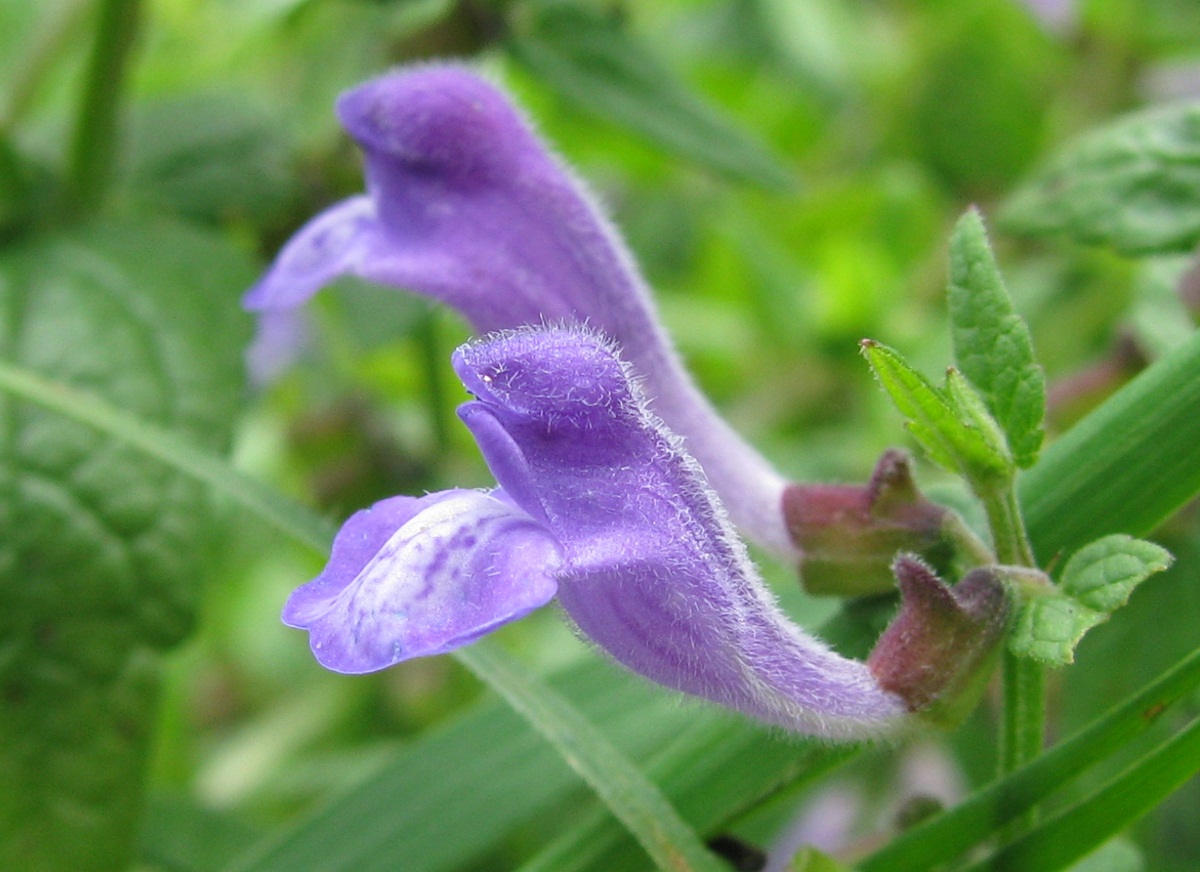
[283,489,562,673]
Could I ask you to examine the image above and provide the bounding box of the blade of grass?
[455,642,726,872]
[511,720,726,872]
[1021,329,1200,563]
[858,642,1200,872]
[228,659,696,872]
[517,719,857,872]
[963,715,1200,872]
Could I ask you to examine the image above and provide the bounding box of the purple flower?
[284,325,1008,739]
[244,64,792,556]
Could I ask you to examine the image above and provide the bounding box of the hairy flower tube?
[244,63,793,556]
[283,325,1010,739]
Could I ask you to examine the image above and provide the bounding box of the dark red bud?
[867,556,1011,724]
[783,450,955,596]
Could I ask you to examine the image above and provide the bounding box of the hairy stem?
[982,483,1045,821]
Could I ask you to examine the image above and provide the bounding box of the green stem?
[1000,652,1046,773]
[981,484,1045,781]
[66,0,142,215]
[982,486,1034,567]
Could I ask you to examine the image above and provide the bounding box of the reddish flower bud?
[868,556,1012,726]
[783,450,963,596]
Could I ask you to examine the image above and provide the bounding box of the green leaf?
[947,208,1045,467]
[858,642,1200,872]
[1059,534,1173,613]
[518,715,854,872]
[943,367,1013,466]
[1009,535,1171,666]
[0,358,334,556]
[505,3,794,190]
[1000,102,1200,255]
[1008,589,1105,667]
[1021,329,1200,562]
[228,658,702,872]
[0,217,252,872]
[962,716,1200,872]
[454,643,727,872]
[861,340,1011,486]
[127,92,297,225]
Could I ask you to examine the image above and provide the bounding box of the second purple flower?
[244,64,794,556]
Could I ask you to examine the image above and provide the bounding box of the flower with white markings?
[283,325,1009,739]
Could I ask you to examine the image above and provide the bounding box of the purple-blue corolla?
[283,325,1008,739]
[286,325,914,738]
[244,64,792,557]
[259,66,1012,738]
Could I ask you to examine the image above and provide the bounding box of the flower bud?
[867,556,1012,726]
[783,450,964,596]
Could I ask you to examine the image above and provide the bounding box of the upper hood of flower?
[243,64,795,557]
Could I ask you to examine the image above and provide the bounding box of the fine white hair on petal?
[455,326,909,739]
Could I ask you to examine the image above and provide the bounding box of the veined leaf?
[1009,535,1171,666]
[1001,102,1200,254]
[944,367,1012,466]
[1008,589,1105,667]
[1060,534,1173,613]
[947,208,1045,467]
[0,218,252,872]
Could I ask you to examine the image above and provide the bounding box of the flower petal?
[453,326,908,738]
[247,64,794,557]
[244,195,381,311]
[284,489,562,673]
[245,308,312,386]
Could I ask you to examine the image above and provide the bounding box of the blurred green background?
[2,0,1199,870]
